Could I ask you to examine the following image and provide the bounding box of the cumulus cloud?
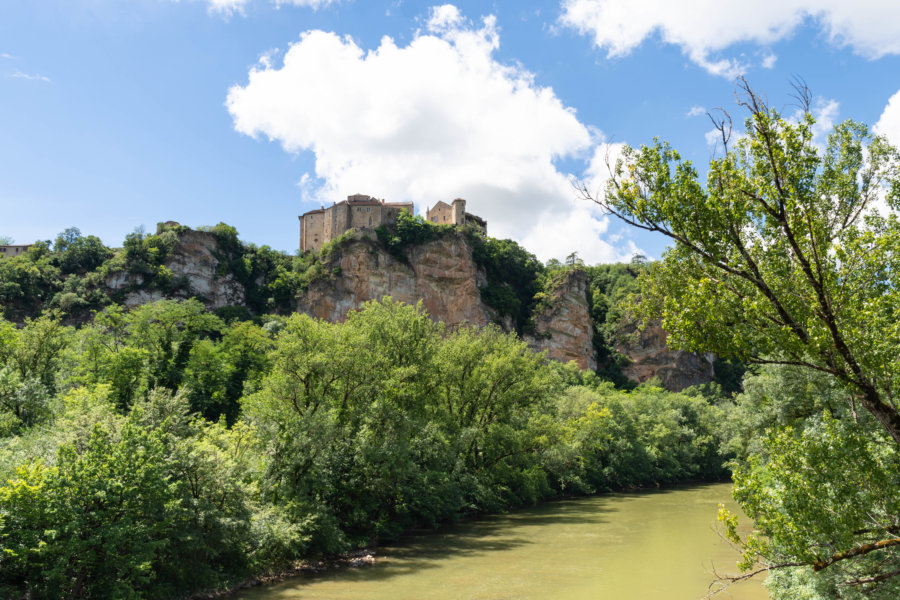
[875,90,900,148]
[560,0,900,77]
[426,4,464,32]
[227,5,638,262]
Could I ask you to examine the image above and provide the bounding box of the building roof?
[299,207,325,218]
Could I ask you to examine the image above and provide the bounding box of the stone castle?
[298,194,486,252]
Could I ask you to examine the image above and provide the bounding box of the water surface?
[236,483,767,600]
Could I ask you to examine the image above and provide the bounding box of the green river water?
[235,483,768,600]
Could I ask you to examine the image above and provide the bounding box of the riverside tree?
[579,81,900,594]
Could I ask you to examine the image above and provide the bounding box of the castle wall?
[300,211,326,252]
[451,198,465,226]
[300,196,415,251]
[427,202,453,224]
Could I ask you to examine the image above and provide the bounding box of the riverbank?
[221,483,767,600]
[188,478,736,600]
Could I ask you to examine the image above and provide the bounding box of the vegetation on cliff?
[0,222,348,324]
[0,298,735,599]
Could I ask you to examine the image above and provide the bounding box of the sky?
[2,0,899,263]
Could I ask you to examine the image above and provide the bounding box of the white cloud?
[874,90,900,148]
[810,98,839,145]
[686,105,706,117]
[0,53,16,60]
[207,0,248,17]
[203,0,335,17]
[273,0,337,7]
[426,4,464,32]
[786,97,840,147]
[704,128,723,149]
[560,0,900,77]
[227,5,638,263]
[9,70,51,83]
[761,52,778,69]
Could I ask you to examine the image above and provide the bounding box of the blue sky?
[2,0,899,263]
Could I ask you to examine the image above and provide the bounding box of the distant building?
[298,194,487,252]
[299,194,414,252]
[0,244,32,259]
[425,198,487,235]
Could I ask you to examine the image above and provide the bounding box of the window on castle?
[366,207,371,212]
[368,217,372,225]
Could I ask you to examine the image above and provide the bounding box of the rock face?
[526,270,597,371]
[297,232,493,326]
[616,321,715,391]
[106,229,246,309]
[296,232,600,372]
[100,225,714,387]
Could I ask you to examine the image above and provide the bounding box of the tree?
[578,80,900,593]
[579,79,900,442]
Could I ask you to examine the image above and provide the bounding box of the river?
[235,482,768,600]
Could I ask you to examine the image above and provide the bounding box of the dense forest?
[0,297,735,599]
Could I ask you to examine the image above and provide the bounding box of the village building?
[425,198,487,234]
[298,194,486,252]
[0,244,32,259]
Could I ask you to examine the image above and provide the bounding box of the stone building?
[299,194,414,252]
[0,244,32,259]
[425,198,487,235]
[298,194,487,252]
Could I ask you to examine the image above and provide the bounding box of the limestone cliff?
[297,232,494,326]
[106,229,245,309]
[526,270,597,371]
[296,232,598,372]
[615,321,715,391]
[100,225,713,389]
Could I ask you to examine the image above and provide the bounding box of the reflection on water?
[235,483,768,600]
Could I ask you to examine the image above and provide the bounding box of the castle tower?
[451,198,466,226]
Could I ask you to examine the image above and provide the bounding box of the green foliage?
[580,262,645,386]
[470,235,544,332]
[0,298,736,598]
[0,391,265,599]
[376,210,452,262]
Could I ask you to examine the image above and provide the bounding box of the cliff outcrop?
[101,225,712,389]
[615,321,715,391]
[527,270,597,371]
[296,232,494,326]
[106,229,246,309]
